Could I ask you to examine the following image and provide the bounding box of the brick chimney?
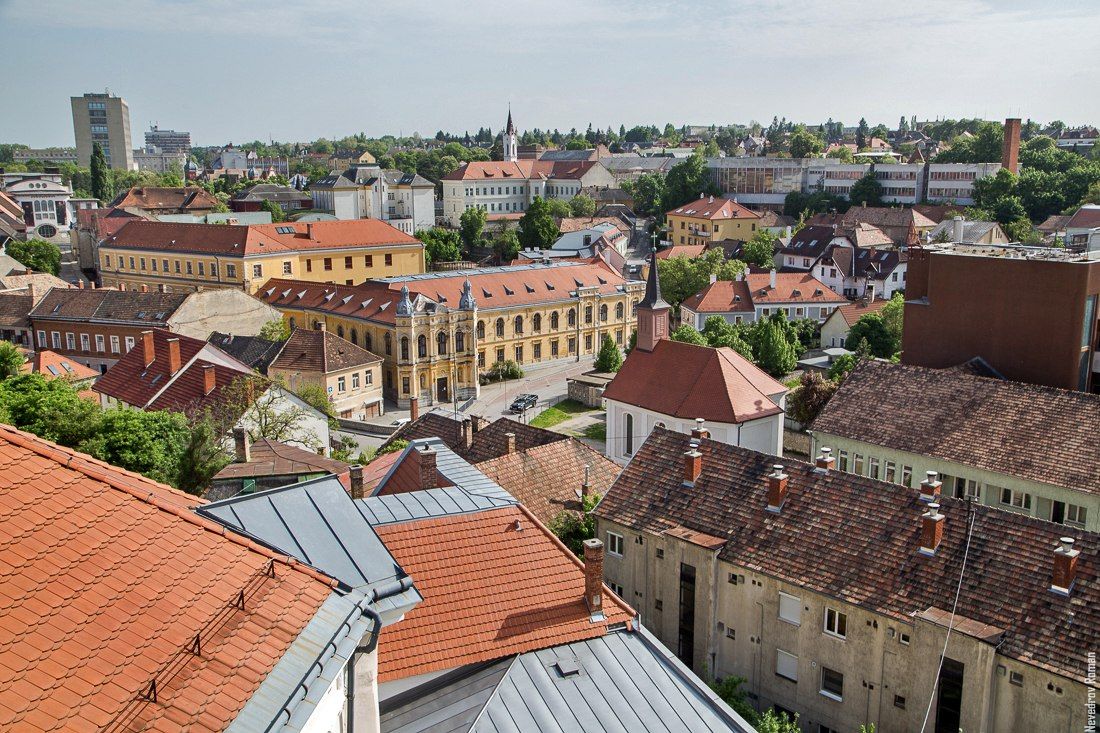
[202,364,216,395]
[766,465,788,512]
[118,283,125,291]
[919,503,945,556]
[349,464,364,501]
[583,538,605,619]
[77,280,84,289]
[919,471,942,503]
[140,284,148,293]
[691,418,710,441]
[166,338,181,375]
[581,464,591,499]
[814,447,835,473]
[141,330,155,368]
[232,426,250,463]
[504,432,516,455]
[683,449,702,486]
[409,396,419,421]
[417,445,438,489]
[1051,537,1080,596]
[1002,118,1021,175]
[460,418,473,450]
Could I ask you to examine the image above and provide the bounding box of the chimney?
[167,338,181,375]
[349,464,364,501]
[315,321,326,332]
[919,471,942,502]
[766,464,789,512]
[158,283,168,293]
[814,447,835,473]
[581,464,591,499]
[409,396,419,421]
[140,284,148,293]
[141,330,155,367]
[26,283,36,304]
[952,215,965,243]
[709,273,717,284]
[1002,118,1021,174]
[77,280,84,289]
[202,364,216,395]
[504,432,516,455]
[1051,537,1080,596]
[118,283,125,291]
[583,538,605,619]
[683,449,702,485]
[691,418,710,441]
[785,225,792,238]
[919,503,945,556]
[418,445,438,489]
[460,418,473,450]
[232,426,250,463]
[306,222,313,239]
[769,269,777,289]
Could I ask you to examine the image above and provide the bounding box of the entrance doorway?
[436,377,448,402]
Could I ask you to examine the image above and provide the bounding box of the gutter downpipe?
[346,576,415,733]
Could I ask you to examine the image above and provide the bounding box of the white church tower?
[503,107,518,162]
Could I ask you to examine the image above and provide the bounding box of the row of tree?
[621,150,721,217]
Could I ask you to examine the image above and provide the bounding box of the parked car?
[508,394,538,413]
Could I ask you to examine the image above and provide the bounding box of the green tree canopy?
[662,150,719,212]
[258,318,291,342]
[0,341,25,380]
[655,248,745,307]
[517,197,560,250]
[568,194,597,217]
[492,230,521,262]
[458,207,488,250]
[880,292,904,347]
[752,316,799,377]
[740,230,778,268]
[593,333,623,372]
[787,370,839,425]
[416,227,462,264]
[845,313,898,357]
[669,324,708,345]
[7,239,61,275]
[699,316,754,359]
[789,128,825,159]
[848,173,883,207]
[259,198,286,223]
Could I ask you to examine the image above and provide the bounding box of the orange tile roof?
[667,196,761,221]
[832,298,891,326]
[110,186,220,211]
[372,504,633,682]
[682,273,847,313]
[22,350,99,381]
[0,424,338,731]
[441,160,599,181]
[655,244,708,260]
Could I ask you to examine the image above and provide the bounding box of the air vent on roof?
[342,295,353,305]
[296,290,307,300]
[360,299,373,309]
[791,289,801,297]
[503,286,514,296]
[734,295,741,302]
[525,283,535,293]
[545,282,555,290]
[482,288,492,298]
[281,289,291,299]
[324,292,335,302]
[814,288,823,296]
[553,659,581,678]
[265,287,275,296]
[378,302,389,311]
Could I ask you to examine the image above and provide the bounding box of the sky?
[1,0,1098,148]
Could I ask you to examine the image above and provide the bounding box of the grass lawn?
[582,422,606,441]
[529,399,594,429]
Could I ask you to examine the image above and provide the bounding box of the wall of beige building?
[597,515,1088,733]
[269,361,384,420]
[811,431,1097,532]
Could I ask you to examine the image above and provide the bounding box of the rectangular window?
[824,607,847,639]
[226,264,236,279]
[495,347,505,363]
[80,334,90,351]
[820,667,844,701]
[129,257,135,269]
[533,342,541,359]
[252,264,263,278]
[725,627,735,639]
[385,254,393,266]
[551,340,559,357]
[37,330,46,348]
[1067,504,1088,526]
[894,695,906,709]
[514,345,523,362]
[95,334,104,352]
[1009,671,1024,686]
[584,334,592,352]
[778,592,801,626]
[174,260,181,273]
[306,259,313,273]
[999,487,1032,510]
[609,582,624,597]
[186,261,193,274]
[162,258,169,273]
[344,256,352,269]
[140,258,146,270]
[401,376,410,394]
[337,376,346,392]
[853,454,864,475]
[351,373,360,389]
[283,261,292,275]
[151,259,157,272]
[197,262,205,276]
[884,461,896,483]
[110,335,120,353]
[365,255,373,267]
[211,262,218,278]
[838,450,849,472]
[65,333,75,350]
[776,649,798,681]
[868,457,880,479]
[568,337,576,354]
[607,531,624,557]
[324,257,332,271]
[124,336,135,352]
[365,370,373,385]
[902,465,913,487]
[51,332,61,349]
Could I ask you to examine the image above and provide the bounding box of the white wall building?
[311,165,436,234]
[0,170,98,242]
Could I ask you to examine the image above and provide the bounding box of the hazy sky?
[2,0,1097,147]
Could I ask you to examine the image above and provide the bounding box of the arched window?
[632,299,639,316]
[585,306,593,324]
[615,302,624,320]
[495,318,505,337]
[533,313,542,332]
[567,309,576,327]
[477,321,485,339]
[624,413,634,456]
[365,332,373,351]
[384,332,392,355]
[599,304,608,322]
[437,331,448,355]
[513,315,523,334]
[417,334,427,358]
[349,328,358,345]
[400,336,409,360]
[455,330,465,352]
[550,311,559,330]
[337,324,345,338]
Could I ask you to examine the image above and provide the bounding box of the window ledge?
[819,690,843,703]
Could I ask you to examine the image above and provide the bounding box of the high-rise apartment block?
[144,125,191,156]
[70,92,133,170]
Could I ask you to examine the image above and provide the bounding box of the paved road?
[473,357,597,420]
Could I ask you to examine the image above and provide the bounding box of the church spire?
[503,106,518,162]
[636,248,669,352]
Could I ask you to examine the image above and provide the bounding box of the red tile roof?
[0,424,338,731]
[1067,205,1100,229]
[666,196,761,221]
[212,437,350,483]
[441,160,600,181]
[23,350,99,381]
[655,244,708,260]
[109,186,220,211]
[103,218,419,257]
[29,288,188,325]
[602,339,786,423]
[596,426,1100,684]
[682,273,846,313]
[830,298,891,327]
[373,504,633,682]
[269,327,382,374]
[257,259,629,325]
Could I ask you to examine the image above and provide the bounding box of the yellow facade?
[666,212,760,247]
[98,244,425,294]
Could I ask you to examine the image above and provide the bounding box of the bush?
[480,360,524,384]
[787,371,839,425]
[7,239,61,275]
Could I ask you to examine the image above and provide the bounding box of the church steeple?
[636,248,669,352]
[503,106,518,162]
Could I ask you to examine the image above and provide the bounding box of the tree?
[753,317,798,377]
[740,230,778,268]
[568,194,596,217]
[845,314,897,357]
[78,408,191,488]
[826,145,854,162]
[296,383,337,426]
[628,172,666,216]
[848,174,883,207]
[218,376,321,451]
[669,324,708,345]
[517,197,560,250]
[7,239,61,275]
[176,412,232,495]
[880,292,904,347]
[459,206,487,250]
[90,142,109,202]
[416,227,462,264]
[593,333,623,372]
[709,676,759,726]
[756,709,801,733]
[663,151,719,211]
[259,198,286,223]
[624,329,637,354]
[787,371,839,425]
[789,128,824,159]
[700,316,754,359]
[492,230,521,262]
[934,122,1005,163]
[0,341,25,380]
[259,318,291,342]
[856,118,869,150]
[655,248,745,306]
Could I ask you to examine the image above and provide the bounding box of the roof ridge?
[0,423,342,589]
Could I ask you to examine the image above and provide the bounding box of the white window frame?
[80,333,90,351]
[51,331,61,349]
[778,592,801,626]
[110,335,120,353]
[1066,503,1087,527]
[606,531,624,557]
[999,486,1032,510]
[824,606,847,639]
[776,649,798,681]
[124,336,135,352]
[95,334,104,352]
[820,666,844,702]
[37,330,47,348]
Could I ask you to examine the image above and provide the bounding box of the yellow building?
[98,219,425,294]
[256,260,643,409]
[666,195,762,246]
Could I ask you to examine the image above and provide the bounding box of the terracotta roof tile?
[596,426,1100,684]
[655,244,708,260]
[23,350,99,381]
[373,504,633,682]
[683,273,845,314]
[602,339,787,423]
[210,438,350,487]
[385,414,567,465]
[29,288,188,325]
[269,328,382,374]
[0,293,32,328]
[1067,205,1100,229]
[0,424,337,731]
[831,298,890,327]
[110,187,220,212]
[441,160,601,182]
[667,196,761,221]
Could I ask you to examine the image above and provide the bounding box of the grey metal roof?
[540,149,596,162]
[358,437,516,525]
[379,627,756,733]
